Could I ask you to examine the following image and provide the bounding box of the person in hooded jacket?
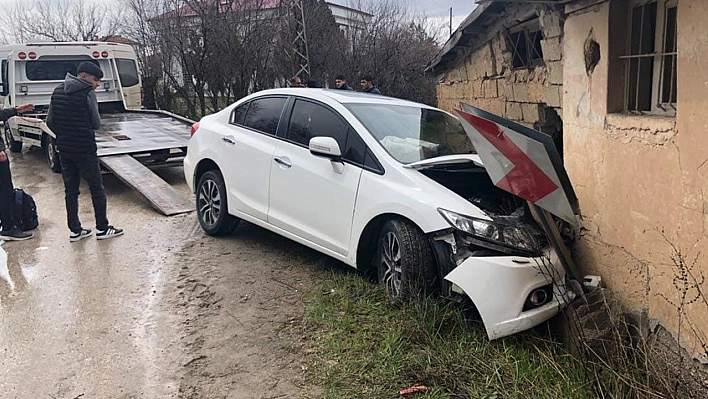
[47,62,123,242]
[0,103,35,241]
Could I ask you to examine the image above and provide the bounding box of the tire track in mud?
[169,220,331,398]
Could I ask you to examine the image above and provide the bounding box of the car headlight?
[438,208,540,253]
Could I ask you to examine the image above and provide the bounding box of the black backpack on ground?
[13,188,39,231]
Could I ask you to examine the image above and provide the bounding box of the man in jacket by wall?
[0,103,35,241]
[47,62,123,242]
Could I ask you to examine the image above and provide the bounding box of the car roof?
[249,88,436,109]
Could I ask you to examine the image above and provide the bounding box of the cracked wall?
[434,4,564,129]
[564,0,708,357]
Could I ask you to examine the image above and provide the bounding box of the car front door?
[267,99,364,256]
[220,96,287,221]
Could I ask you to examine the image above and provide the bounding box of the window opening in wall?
[507,20,544,69]
[622,0,677,115]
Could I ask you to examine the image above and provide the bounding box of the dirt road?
[0,148,324,398]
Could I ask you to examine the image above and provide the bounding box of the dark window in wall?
[623,0,677,115]
[508,20,544,69]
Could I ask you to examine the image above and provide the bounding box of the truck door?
[114,57,141,110]
[1,59,9,106]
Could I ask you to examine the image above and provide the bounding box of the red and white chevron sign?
[455,105,578,226]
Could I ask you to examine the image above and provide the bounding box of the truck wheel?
[196,170,239,236]
[4,124,22,153]
[376,218,436,306]
[151,149,170,163]
[45,135,61,173]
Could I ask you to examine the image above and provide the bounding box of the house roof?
[97,35,141,47]
[151,0,368,20]
[427,0,570,73]
[152,0,281,20]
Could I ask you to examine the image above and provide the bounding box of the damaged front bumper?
[432,231,576,340]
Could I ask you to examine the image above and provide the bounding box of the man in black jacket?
[359,75,381,95]
[0,103,35,241]
[334,75,353,90]
[47,62,123,242]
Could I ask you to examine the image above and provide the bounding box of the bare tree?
[342,0,441,104]
[0,0,125,42]
[120,0,441,119]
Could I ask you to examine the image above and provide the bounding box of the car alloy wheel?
[381,231,403,299]
[199,178,221,227]
[376,218,436,306]
[196,170,239,236]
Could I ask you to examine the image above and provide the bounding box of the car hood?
[402,154,484,170]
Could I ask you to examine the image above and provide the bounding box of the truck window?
[116,59,139,88]
[26,60,99,81]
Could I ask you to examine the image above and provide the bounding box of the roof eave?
[426,2,496,74]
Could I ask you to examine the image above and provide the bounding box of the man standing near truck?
[47,62,123,242]
[0,103,36,241]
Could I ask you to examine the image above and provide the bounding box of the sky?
[329,0,477,38]
[0,0,477,42]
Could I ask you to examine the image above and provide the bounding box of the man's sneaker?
[0,229,34,241]
[69,228,93,242]
[96,226,123,240]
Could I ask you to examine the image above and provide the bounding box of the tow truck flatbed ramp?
[100,154,193,216]
[96,111,192,156]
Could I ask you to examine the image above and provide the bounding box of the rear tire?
[45,135,61,173]
[376,218,436,306]
[4,124,22,153]
[196,170,239,236]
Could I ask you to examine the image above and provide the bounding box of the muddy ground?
[0,147,329,398]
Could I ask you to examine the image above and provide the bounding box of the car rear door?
[219,96,288,221]
[267,98,364,256]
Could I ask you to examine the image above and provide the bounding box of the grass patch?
[302,270,601,399]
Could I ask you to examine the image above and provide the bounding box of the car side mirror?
[309,136,342,161]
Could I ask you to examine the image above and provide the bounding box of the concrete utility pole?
[281,0,311,81]
[449,7,453,36]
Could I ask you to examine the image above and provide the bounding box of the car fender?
[347,167,489,266]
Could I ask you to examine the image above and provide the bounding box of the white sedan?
[184,88,574,339]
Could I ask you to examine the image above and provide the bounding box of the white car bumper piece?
[443,249,575,340]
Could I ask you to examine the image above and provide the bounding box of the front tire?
[45,135,61,173]
[4,124,22,153]
[196,170,239,236]
[376,218,436,306]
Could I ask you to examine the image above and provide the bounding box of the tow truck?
[0,41,193,215]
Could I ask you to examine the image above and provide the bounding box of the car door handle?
[221,136,236,145]
[273,157,292,168]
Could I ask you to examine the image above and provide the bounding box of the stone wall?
[435,4,564,129]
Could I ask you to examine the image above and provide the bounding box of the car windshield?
[345,103,476,164]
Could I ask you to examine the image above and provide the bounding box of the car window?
[343,128,366,165]
[231,102,248,125]
[346,103,475,164]
[287,99,348,149]
[243,97,287,135]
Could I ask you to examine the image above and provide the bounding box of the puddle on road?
[0,243,13,292]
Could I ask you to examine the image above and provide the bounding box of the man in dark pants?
[47,62,123,242]
[0,103,35,241]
